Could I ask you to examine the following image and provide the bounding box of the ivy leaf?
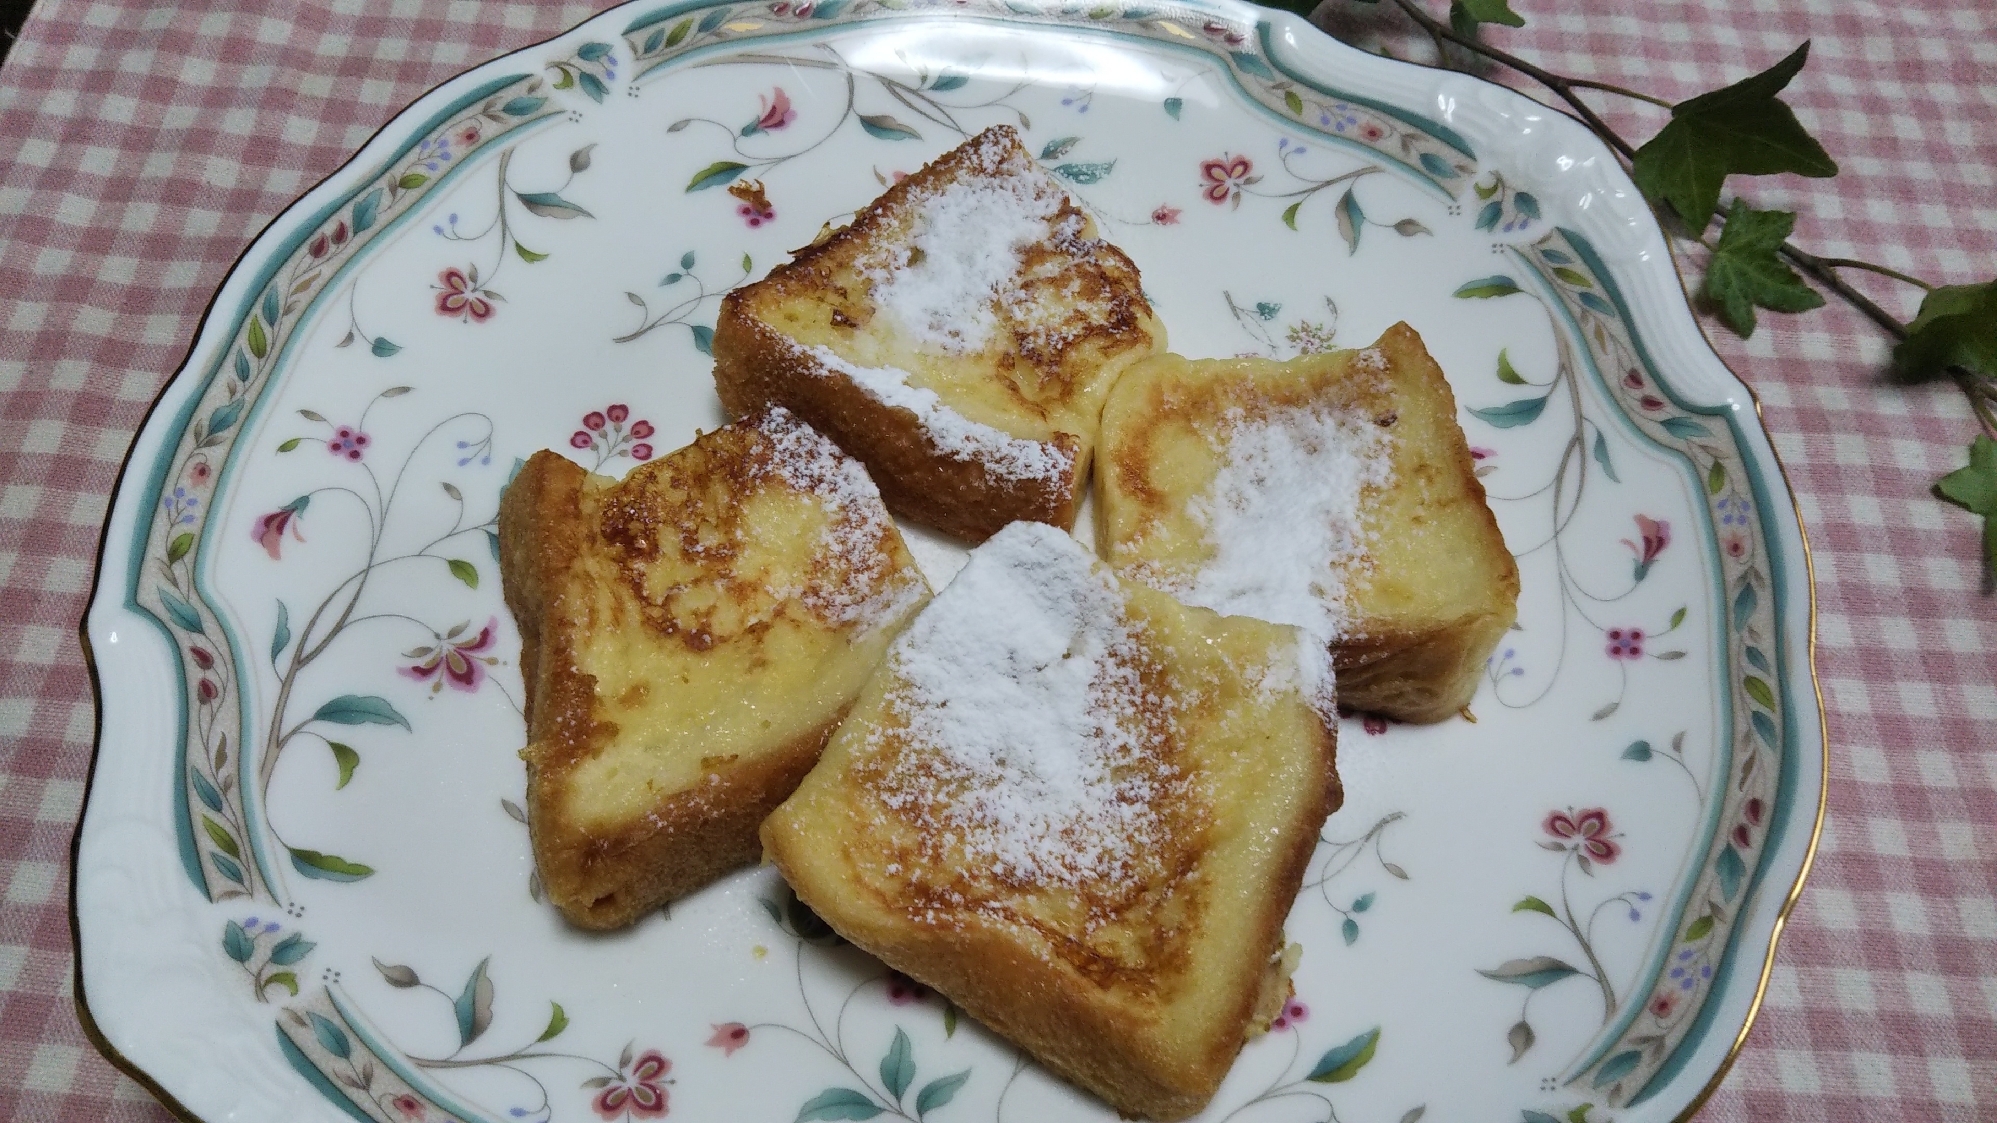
[1630,43,1837,233]
[1702,201,1823,336]
[1935,435,1997,584]
[1893,280,1997,382]
[1455,0,1525,28]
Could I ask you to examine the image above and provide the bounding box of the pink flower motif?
[328,425,372,462]
[630,420,654,439]
[571,431,595,449]
[1150,204,1182,226]
[1649,991,1676,1019]
[631,444,654,460]
[706,1023,750,1057]
[594,1049,672,1120]
[754,88,796,132]
[189,646,215,670]
[1544,808,1620,864]
[252,504,306,560]
[1199,155,1255,205]
[573,405,658,466]
[390,1093,424,1119]
[400,617,499,694]
[186,458,213,486]
[607,403,630,424]
[434,266,496,323]
[1721,527,1749,561]
[1359,121,1386,142]
[1469,446,1496,461]
[1271,998,1309,1031]
[1622,514,1670,580]
[585,411,608,432]
[197,678,218,704]
[885,971,929,1005]
[457,125,480,147]
[1605,626,1644,660]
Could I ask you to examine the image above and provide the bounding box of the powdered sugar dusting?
[873,522,1171,886]
[751,406,925,632]
[866,130,1073,354]
[797,343,1071,484]
[1179,400,1393,644]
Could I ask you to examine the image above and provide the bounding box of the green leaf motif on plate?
[1629,42,1836,233]
[223,919,254,962]
[880,1027,914,1101]
[1512,895,1556,916]
[1478,956,1580,989]
[290,847,375,882]
[795,1088,884,1121]
[687,161,749,191]
[271,600,291,662]
[1335,188,1364,254]
[502,96,547,117]
[328,741,359,789]
[456,957,494,1046]
[159,587,204,634]
[311,694,410,730]
[1469,394,1550,429]
[167,532,194,564]
[915,1070,970,1117]
[1592,431,1619,482]
[269,931,316,965]
[308,1011,352,1059]
[1742,675,1775,710]
[1163,96,1182,119]
[538,1001,568,1042]
[448,558,479,588]
[1686,913,1715,941]
[1591,1049,1643,1088]
[859,114,921,141]
[1307,1026,1380,1083]
[1039,135,1080,161]
[1053,161,1115,184]
[1455,275,1521,299]
[516,191,594,220]
[370,336,402,356]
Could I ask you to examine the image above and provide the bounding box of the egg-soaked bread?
[762,522,1336,1120]
[1096,323,1519,723]
[712,125,1163,543]
[499,408,929,929]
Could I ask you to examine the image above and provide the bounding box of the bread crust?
[713,124,1160,543]
[500,422,927,929]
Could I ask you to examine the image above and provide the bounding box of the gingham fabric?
[0,0,1990,1119]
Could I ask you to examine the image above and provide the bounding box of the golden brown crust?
[762,573,1336,1120]
[499,421,929,930]
[713,124,1161,543]
[1096,324,1519,724]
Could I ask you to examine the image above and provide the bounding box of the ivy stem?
[1814,257,1935,291]
[1774,241,1909,339]
[1383,0,1638,159]
[1564,77,1675,109]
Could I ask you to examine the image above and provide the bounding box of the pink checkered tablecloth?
[0,0,1991,1119]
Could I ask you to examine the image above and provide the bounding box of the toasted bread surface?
[500,409,929,929]
[762,523,1336,1120]
[1096,324,1520,723]
[713,125,1163,542]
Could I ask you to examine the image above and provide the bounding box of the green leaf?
[269,931,316,965]
[1053,161,1116,184]
[516,242,549,263]
[1163,96,1183,119]
[795,1088,884,1121]
[1478,956,1580,989]
[158,587,204,633]
[311,694,411,730]
[665,17,693,47]
[277,437,301,452]
[289,847,374,882]
[1743,674,1775,710]
[370,337,401,357]
[1894,281,1997,381]
[223,919,254,962]
[1352,891,1375,912]
[1284,89,1303,115]
[271,600,291,663]
[1622,740,1653,761]
[167,532,194,564]
[1341,916,1359,944]
[1306,1026,1380,1083]
[455,957,493,1046]
[263,971,300,997]
[1708,458,1727,494]
[1702,200,1823,336]
[246,316,268,359]
[1455,275,1521,299]
[1335,188,1363,254]
[1551,266,1593,289]
[328,741,358,789]
[687,160,750,191]
[1039,135,1080,161]
[1512,895,1556,916]
[1469,394,1551,429]
[1935,435,1997,581]
[398,172,429,190]
[1686,914,1715,940]
[515,191,593,220]
[308,1011,352,1059]
[500,96,547,117]
[859,114,922,141]
[1456,0,1525,27]
[880,1027,914,1102]
[1592,431,1619,482]
[1496,348,1526,384]
[1281,200,1302,230]
[538,1002,569,1042]
[1671,605,1688,628]
[1629,43,1837,233]
[448,558,479,588]
[691,324,715,354]
[942,1004,958,1038]
[915,1070,970,1118]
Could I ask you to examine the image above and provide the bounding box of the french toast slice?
[1096,323,1519,723]
[499,408,929,929]
[762,522,1337,1121]
[712,124,1163,543]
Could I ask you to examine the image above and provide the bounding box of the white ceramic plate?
[77,2,1824,1121]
